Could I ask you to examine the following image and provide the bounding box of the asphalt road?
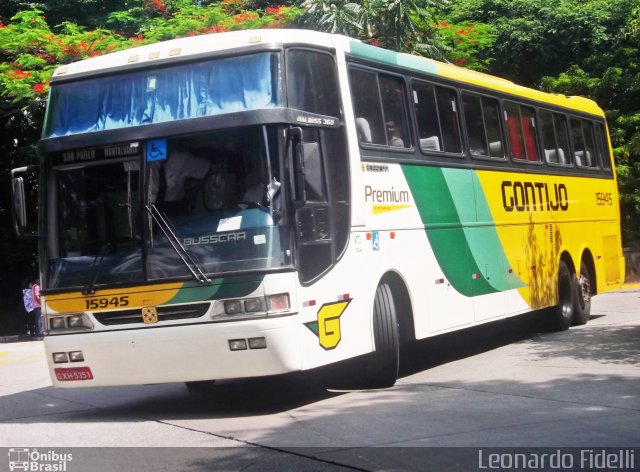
[0,289,638,471]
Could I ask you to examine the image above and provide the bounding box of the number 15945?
[85,296,129,310]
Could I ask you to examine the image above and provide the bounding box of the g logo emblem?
[142,306,158,324]
[304,299,352,350]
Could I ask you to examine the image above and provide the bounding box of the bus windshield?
[46,126,290,290]
[43,52,282,138]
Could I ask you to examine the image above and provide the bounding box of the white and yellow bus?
[12,29,624,388]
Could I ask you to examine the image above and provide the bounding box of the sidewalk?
[0,334,42,344]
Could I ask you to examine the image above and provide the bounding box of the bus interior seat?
[489,140,503,156]
[419,136,441,152]
[574,150,592,167]
[544,148,569,165]
[355,117,372,143]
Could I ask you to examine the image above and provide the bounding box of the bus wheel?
[550,260,575,331]
[573,260,592,326]
[369,283,400,388]
[185,380,216,393]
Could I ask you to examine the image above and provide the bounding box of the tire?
[369,283,400,388]
[573,260,592,326]
[550,260,575,331]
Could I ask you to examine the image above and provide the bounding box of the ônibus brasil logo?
[8,448,73,471]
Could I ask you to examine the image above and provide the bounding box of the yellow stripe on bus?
[44,282,184,313]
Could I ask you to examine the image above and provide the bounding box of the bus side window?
[505,102,540,162]
[349,68,385,145]
[542,111,571,166]
[436,87,463,153]
[286,49,341,118]
[413,82,462,155]
[379,74,410,148]
[571,117,597,168]
[540,110,560,164]
[463,93,504,158]
[349,68,410,148]
[554,113,571,165]
[581,120,598,168]
[505,102,525,160]
[595,122,611,170]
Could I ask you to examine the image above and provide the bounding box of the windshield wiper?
[82,243,112,295]
[146,204,211,284]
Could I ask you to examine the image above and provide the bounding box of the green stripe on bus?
[349,42,438,75]
[402,165,494,297]
[403,166,525,296]
[465,171,526,292]
[166,276,263,304]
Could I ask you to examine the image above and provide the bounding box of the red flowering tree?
[1,2,301,113]
[432,20,496,71]
[0,1,301,313]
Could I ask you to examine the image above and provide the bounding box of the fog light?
[53,352,69,364]
[67,315,84,328]
[228,339,247,351]
[248,337,267,349]
[50,317,66,330]
[68,351,84,362]
[268,293,289,311]
[244,298,263,313]
[224,300,243,315]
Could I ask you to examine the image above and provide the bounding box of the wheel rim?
[578,273,591,309]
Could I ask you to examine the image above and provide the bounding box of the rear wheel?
[573,260,592,326]
[549,260,575,331]
[369,283,400,388]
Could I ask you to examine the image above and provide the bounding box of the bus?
[11,29,625,389]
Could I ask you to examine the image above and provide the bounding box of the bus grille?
[93,303,211,325]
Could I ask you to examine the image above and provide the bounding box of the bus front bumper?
[44,318,302,387]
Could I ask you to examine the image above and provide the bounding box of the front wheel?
[368,283,400,388]
[573,260,592,326]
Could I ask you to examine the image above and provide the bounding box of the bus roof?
[51,29,603,117]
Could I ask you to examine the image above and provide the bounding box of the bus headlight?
[213,293,292,320]
[267,293,290,312]
[67,315,85,328]
[50,317,67,330]
[244,298,264,313]
[224,300,243,315]
[52,352,69,363]
[48,313,94,333]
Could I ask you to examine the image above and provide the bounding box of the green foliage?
[296,0,450,60]
[445,0,636,86]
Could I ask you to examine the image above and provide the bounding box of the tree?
[445,0,635,86]
[0,1,302,332]
[296,0,451,60]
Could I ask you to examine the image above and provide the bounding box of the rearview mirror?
[10,166,38,237]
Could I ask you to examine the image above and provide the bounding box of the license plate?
[54,367,94,381]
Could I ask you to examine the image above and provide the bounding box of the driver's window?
[148,136,241,217]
